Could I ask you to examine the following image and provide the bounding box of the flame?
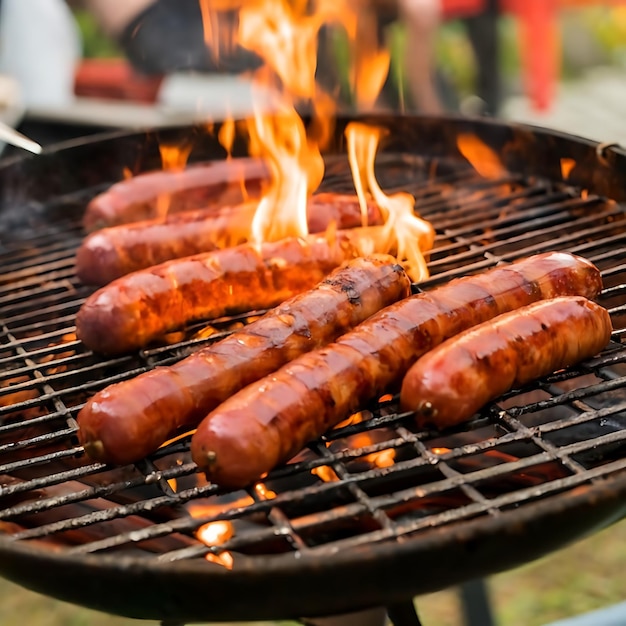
[254,483,276,499]
[349,432,396,468]
[457,134,507,179]
[431,447,451,455]
[188,497,253,569]
[156,142,195,219]
[346,7,391,110]
[312,465,340,482]
[196,520,235,569]
[194,0,434,283]
[346,122,435,281]
[560,158,576,180]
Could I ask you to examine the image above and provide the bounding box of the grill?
[1,114,626,624]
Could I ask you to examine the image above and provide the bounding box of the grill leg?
[387,601,423,626]
[459,578,496,626]
[301,607,388,626]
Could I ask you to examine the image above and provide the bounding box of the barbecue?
[1,114,626,626]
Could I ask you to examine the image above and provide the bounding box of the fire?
[155,142,195,219]
[254,483,276,499]
[197,521,235,569]
[348,432,396,468]
[346,122,435,281]
[431,447,451,455]
[560,157,576,180]
[188,497,253,569]
[312,465,340,482]
[194,0,435,282]
[457,133,507,179]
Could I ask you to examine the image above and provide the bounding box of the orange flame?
[560,157,576,180]
[312,465,340,482]
[155,142,195,219]
[195,0,434,282]
[349,432,396,468]
[196,521,235,569]
[254,483,276,499]
[188,496,253,569]
[457,134,507,179]
[346,122,435,281]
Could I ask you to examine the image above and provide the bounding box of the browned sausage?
[400,296,612,429]
[76,193,384,286]
[77,255,411,465]
[82,157,268,232]
[190,251,604,488]
[75,229,379,355]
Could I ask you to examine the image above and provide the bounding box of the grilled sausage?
[76,193,384,286]
[190,251,603,488]
[400,296,613,429]
[77,255,411,465]
[75,229,380,355]
[82,157,268,232]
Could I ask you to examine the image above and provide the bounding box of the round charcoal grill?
[0,114,626,624]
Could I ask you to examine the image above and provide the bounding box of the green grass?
[1,519,624,625]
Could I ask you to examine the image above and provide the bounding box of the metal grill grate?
[0,143,626,621]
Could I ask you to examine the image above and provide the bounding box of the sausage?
[82,157,268,232]
[189,251,604,488]
[77,255,411,465]
[75,229,379,355]
[400,296,612,429]
[76,193,384,286]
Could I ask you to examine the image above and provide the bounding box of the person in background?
[82,0,262,76]
[83,0,442,113]
[0,0,442,112]
[396,0,442,113]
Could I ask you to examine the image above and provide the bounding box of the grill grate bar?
[3,301,82,328]
[12,419,626,552]
[2,250,74,286]
[0,463,199,519]
[293,456,626,558]
[0,445,84,474]
[436,193,597,235]
[0,425,76,455]
[398,425,502,518]
[313,440,398,534]
[415,182,557,222]
[0,281,78,309]
[11,481,219,543]
[0,146,625,578]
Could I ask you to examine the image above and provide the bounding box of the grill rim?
[1,469,625,622]
[1,112,626,621]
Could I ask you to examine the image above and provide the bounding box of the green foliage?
[73,9,122,59]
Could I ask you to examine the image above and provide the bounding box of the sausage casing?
[76,193,384,286]
[77,255,411,465]
[400,296,612,429]
[190,251,604,488]
[83,158,268,232]
[75,230,375,354]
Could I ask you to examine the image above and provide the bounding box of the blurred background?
[1,0,626,150]
[0,1,625,624]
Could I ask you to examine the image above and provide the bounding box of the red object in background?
[74,58,163,103]
[510,0,560,111]
[441,0,486,18]
[441,0,559,111]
